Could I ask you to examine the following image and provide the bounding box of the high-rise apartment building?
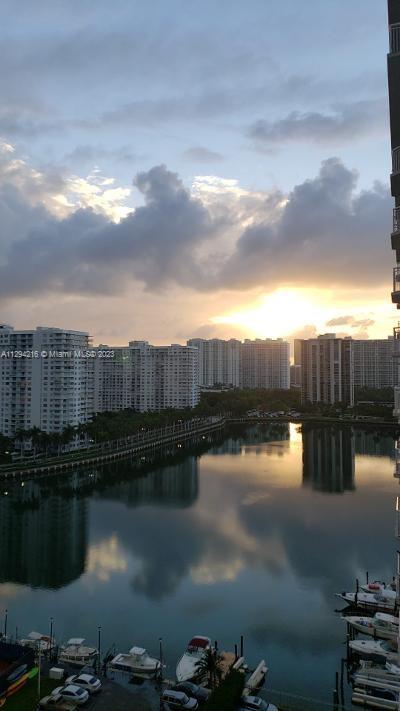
[295,334,354,406]
[240,338,290,389]
[187,338,241,387]
[130,341,199,411]
[388,1,400,417]
[187,337,290,390]
[0,325,93,437]
[94,341,199,413]
[352,338,397,389]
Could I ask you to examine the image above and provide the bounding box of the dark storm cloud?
[0,164,217,297]
[0,158,392,300]
[215,158,392,290]
[248,99,387,148]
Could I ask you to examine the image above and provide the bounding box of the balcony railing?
[390,23,400,54]
[394,207,400,234]
[393,266,400,293]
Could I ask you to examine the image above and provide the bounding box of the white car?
[161,689,198,709]
[240,696,278,711]
[66,673,102,694]
[51,685,89,706]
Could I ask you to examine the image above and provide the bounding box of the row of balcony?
[390,23,400,55]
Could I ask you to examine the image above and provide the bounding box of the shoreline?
[0,414,398,479]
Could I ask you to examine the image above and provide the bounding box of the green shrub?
[205,669,245,711]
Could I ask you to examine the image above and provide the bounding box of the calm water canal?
[0,422,399,706]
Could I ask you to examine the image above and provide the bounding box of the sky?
[0,0,396,345]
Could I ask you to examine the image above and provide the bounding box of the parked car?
[161,689,199,709]
[66,673,101,694]
[51,685,89,706]
[38,693,77,710]
[240,695,278,711]
[174,681,210,703]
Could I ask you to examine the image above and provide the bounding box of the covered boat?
[58,638,98,667]
[349,638,398,661]
[335,591,397,612]
[108,646,160,677]
[176,636,211,682]
[344,613,399,640]
[361,580,396,594]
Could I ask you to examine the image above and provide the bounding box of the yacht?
[349,638,398,661]
[344,613,399,640]
[58,638,98,667]
[176,636,211,682]
[19,631,53,653]
[336,590,397,612]
[108,646,161,677]
[361,580,396,594]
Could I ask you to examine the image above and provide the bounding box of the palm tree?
[195,648,223,689]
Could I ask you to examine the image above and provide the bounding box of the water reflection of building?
[0,479,87,589]
[209,424,290,455]
[353,430,396,459]
[302,427,355,493]
[97,457,198,508]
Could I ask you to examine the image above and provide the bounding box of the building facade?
[130,341,199,411]
[352,337,397,389]
[187,338,241,387]
[187,337,290,390]
[295,334,354,406]
[94,341,199,414]
[0,325,93,437]
[240,338,290,389]
[388,1,400,417]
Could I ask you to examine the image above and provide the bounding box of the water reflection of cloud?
[88,430,398,613]
[86,534,127,582]
[242,491,272,506]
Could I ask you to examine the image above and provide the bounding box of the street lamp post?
[50,618,54,660]
[98,626,102,675]
[159,637,163,684]
[4,609,7,640]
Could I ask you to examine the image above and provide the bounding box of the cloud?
[326,315,355,326]
[248,99,386,149]
[182,146,224,163]
[326,315,376,329]
[0,162,215,298]
[0,149,393,304]
[65,145,139,166]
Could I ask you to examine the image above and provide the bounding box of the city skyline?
[0,0,394,345]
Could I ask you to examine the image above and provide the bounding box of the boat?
[349,638,398,661]
[361,581,396,594]
[335,591,397,612]
[343,613,399,640]
[58,639,98,667]
[19,631,53,653]
[176,636,211,682]
[107,646,161,677]
[352,675,400,709]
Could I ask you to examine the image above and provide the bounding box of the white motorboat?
[344,613,399,640]
[108,646,161,677]
[176,636,211,682]
[361,580,396,594]
[19,631,53,653]
[336,591,397,612]
[58,638,98,667]
[349,638,398,661]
